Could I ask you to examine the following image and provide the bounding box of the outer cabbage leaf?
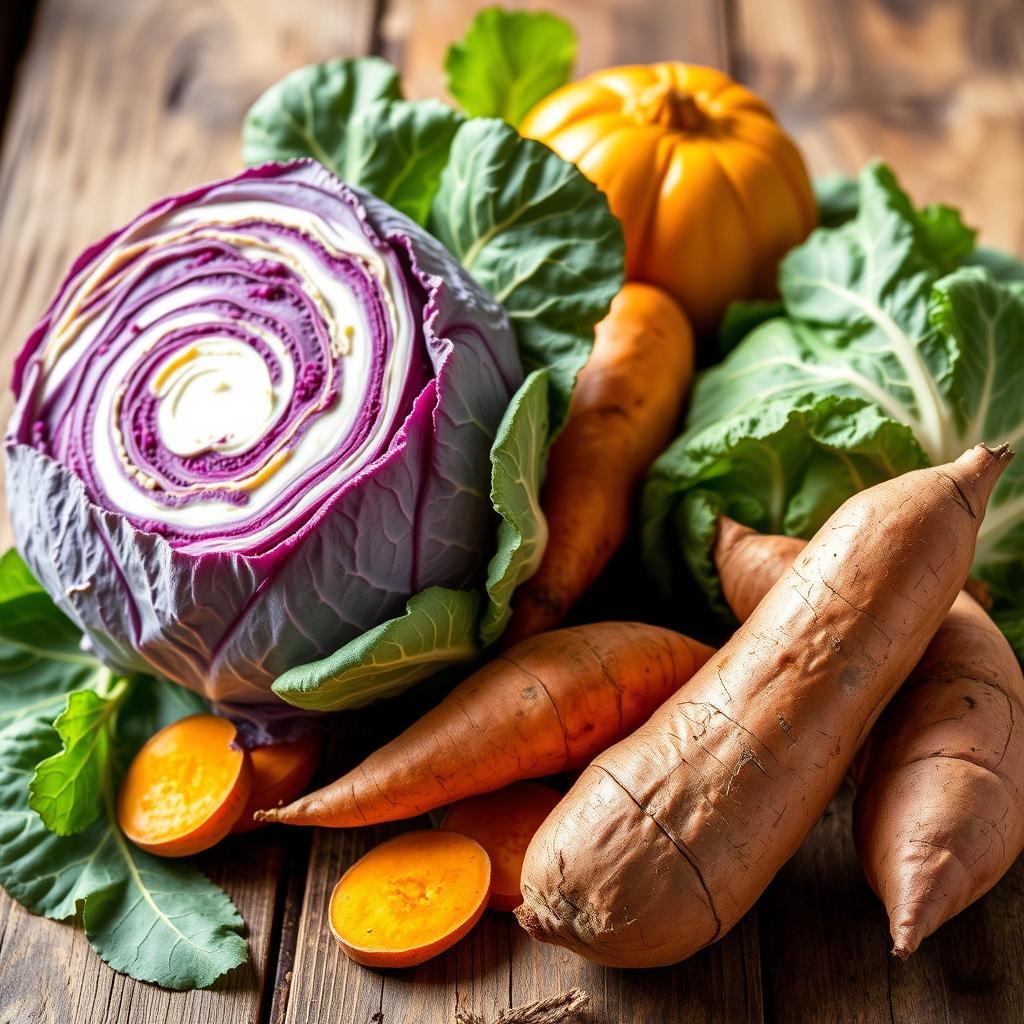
[644,162,1024,624]
[444,7,576,126]
[481,369,550,645]
[273,587,480,711]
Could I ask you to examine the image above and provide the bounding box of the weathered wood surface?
[0,1,1023,1023]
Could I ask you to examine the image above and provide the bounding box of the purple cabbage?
[6,161,522,703]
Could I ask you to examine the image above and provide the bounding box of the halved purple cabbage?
[6,161,522,703]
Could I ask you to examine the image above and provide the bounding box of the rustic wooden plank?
[0,831,284,1024]
[730,0,1024,252]
[0,1,36,130]
[0,0,377,1018]
[379,0,729,102]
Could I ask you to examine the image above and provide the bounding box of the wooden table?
[1,1,1023,1022]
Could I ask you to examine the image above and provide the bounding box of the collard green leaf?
[0,682,244,990]
[342,99,464,225]
[242,57,402,171]
[643,162,1024,637]
[429,117,623,427]
[481,370,550,645]
[642,394,928,607]
[29,678,128,835]
[243,61,461,227]
[444,6,576,126]
[273,587,481,711]
[965,246,1024,283]
[813,173,859,228]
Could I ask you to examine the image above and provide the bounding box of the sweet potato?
[231,737,322,833]
[442,782,563,911]
[117,714,251,857]
[329,830,491,967]
[515,445,1011,967]
[715,517,1024,956]
[256,622,713,828]
[503,283,694,645]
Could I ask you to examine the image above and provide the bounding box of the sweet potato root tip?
[328,830,491,967]
[117,714,252,857]
[714,512,1024,957]
[517,449,1010,967]
[258,622,713,829]
[232,737,321,833]
[442,782,563,911]
[503,283,694,645]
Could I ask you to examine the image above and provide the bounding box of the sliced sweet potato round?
[329,830,491,967]
[117,713,251,857]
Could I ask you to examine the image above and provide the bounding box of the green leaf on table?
[444,6,576,126]
[429,117,623,427]
[242,57,402,170]
[274,587,481,711]
[28,679,129,836]
[965,245,1024,283]
[0,684,245,990]
[481,369,550,645]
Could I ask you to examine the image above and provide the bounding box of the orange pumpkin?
[520,64,817,333]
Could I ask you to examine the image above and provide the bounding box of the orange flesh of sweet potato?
[714,517,1024,956]
[117,714,251,857]
[503,283,694,646]
[231,737,321,833]
[329,830,491,967]
[515,445,1011,967]
[256,622,713,828]
[442,782,563,911]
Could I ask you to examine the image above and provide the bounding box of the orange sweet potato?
[231,737,321,833]
[442,782,563,911]
[714,516,1024,957]
[117,714,251,857]
[257,623,713,828]
[515,445,1010,967]
[329,830,491,967]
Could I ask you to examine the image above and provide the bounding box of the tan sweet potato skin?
[714,519,1024,956]
[503,283,694,646]
[516,446,1010,967]
[258,622,713,828]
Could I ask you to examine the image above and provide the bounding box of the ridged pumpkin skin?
[520,64,817,332]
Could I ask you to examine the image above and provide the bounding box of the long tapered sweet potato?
[714,517,1024,957]
[256,622,714,828]
[503,283,694,646]
[515,445,1011,967]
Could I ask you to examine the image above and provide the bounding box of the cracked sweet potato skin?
[714,519,1024,957]
[516,446,1011,967]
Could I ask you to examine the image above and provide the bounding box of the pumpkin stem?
[632,83,706,132]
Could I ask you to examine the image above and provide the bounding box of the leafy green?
[481,370,550,645]
[813,173,859,228]
[444,6,576,126]
[0,551,242,990]
[242,57,401,172]
[273,587,481,711]
[0,710,246,990]
[28,678,128,835]
[643,162,1024,640]
[430,117,623,426]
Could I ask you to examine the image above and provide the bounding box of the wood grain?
[0,831,284,1024]
[732,0,1024,252]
